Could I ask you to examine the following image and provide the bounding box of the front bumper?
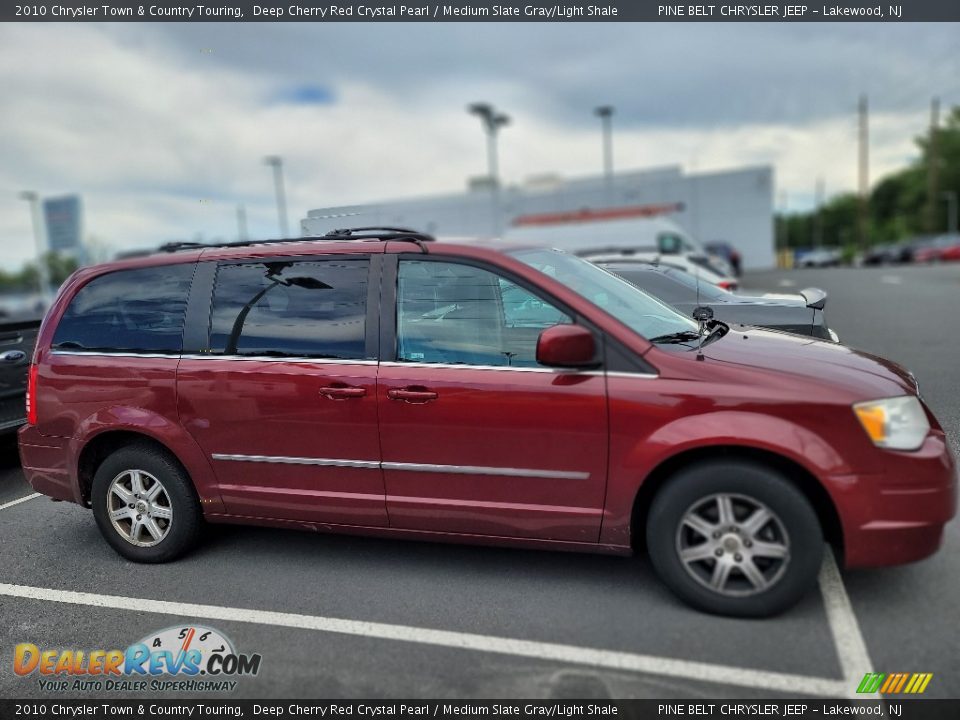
[827,431,957,568]
[18,424,77,504]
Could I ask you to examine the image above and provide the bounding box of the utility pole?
[925,98,941,234]
[813,177,825,248]
[236,204,249,241]
[944,191,958,235]
[18,191,52,301]
[594,105,615,203]
[263,156,289,238]
[857,95,870,252]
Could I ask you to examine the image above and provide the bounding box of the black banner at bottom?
[1,700,960,720]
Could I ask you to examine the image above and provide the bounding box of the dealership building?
[302,164,775,270]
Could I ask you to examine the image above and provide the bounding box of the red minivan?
[19,229,956,617]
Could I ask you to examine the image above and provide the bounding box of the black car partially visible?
[0,318,41,434]
[598,260,838,341]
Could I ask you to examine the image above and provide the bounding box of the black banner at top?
[4,0,960,22]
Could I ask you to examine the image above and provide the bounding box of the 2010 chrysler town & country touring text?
[19,229,957,617]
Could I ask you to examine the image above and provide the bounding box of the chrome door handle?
[387,388,438,403]
[319,385,366,400]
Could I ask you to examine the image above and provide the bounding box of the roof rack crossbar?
[156,227,435,254]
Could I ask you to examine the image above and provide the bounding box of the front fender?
[70,406,224,512]
[601,410,849,546]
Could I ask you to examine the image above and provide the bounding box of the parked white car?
[504,216,738,288]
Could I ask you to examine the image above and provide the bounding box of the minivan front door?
[377,257,608,543]
[177,257,387,527]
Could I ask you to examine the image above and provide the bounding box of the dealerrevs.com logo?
[14,625,261,693]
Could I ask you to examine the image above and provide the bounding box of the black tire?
[646,460,823,618]
[91,442,203,563]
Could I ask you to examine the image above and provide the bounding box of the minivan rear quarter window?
[208,259,369,359]
[53,264,195,354]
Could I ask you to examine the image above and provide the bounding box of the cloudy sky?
[1,21,957,270]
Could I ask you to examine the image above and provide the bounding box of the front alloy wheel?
[676,493,790,597]
[646,460,823,617]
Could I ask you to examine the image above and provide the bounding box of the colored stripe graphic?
[857,673,886,693]
[859,672,932,694]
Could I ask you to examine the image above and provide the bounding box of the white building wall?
[303,164,775,269]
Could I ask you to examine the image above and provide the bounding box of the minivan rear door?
[177,256,387,527]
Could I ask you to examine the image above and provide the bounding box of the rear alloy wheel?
[92,443,202,563]
[646,461,823,617]
[106,469,173,548]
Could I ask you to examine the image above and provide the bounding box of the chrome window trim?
[379,360,556,374]
[51,349,377,366]
[181,354,377,365]
[381,361,657,379]
[212,453,589,480]
[50,351,656,377]
[51,350,182,360]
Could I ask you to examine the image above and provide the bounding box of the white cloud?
[0,23,955,270]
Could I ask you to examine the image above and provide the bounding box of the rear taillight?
[26,363,38,425]
[716,280,739,291]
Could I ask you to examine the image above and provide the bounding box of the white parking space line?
[0,493,41,512]
[0,581,849,697]
[818,548,873,697]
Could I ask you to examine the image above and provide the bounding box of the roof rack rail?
[324,226,434,253]
[157,241,208,253]
[156,227,435,254]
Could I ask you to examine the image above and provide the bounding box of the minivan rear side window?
[52,264,195,354]
[208,259,369,360]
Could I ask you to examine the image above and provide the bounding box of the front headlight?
[853,396,929,451]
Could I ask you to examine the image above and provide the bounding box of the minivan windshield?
[510,248,699,340]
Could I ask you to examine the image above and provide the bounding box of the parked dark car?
[862,244,898,266]
[19,229,955,617]
[703,241,742,276]
[0,318,42,434]
[597,261,837,342]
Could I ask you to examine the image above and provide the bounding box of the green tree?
[780,104,960,250]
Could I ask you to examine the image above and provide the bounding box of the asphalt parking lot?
[0,264,957,700]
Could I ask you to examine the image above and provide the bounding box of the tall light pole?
[468,103,510,187]
[468,103,510,235]
[944,191,958,235]
[813,177,825,248]
[263,155,289,238]
[594,105,614,203]
[857,94,870,252]
[18,191,52,300]
[236,203,249,242]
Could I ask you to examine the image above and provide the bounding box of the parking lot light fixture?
[263,155,289,238]
[594,105,615,202]
[468,102,510,188]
